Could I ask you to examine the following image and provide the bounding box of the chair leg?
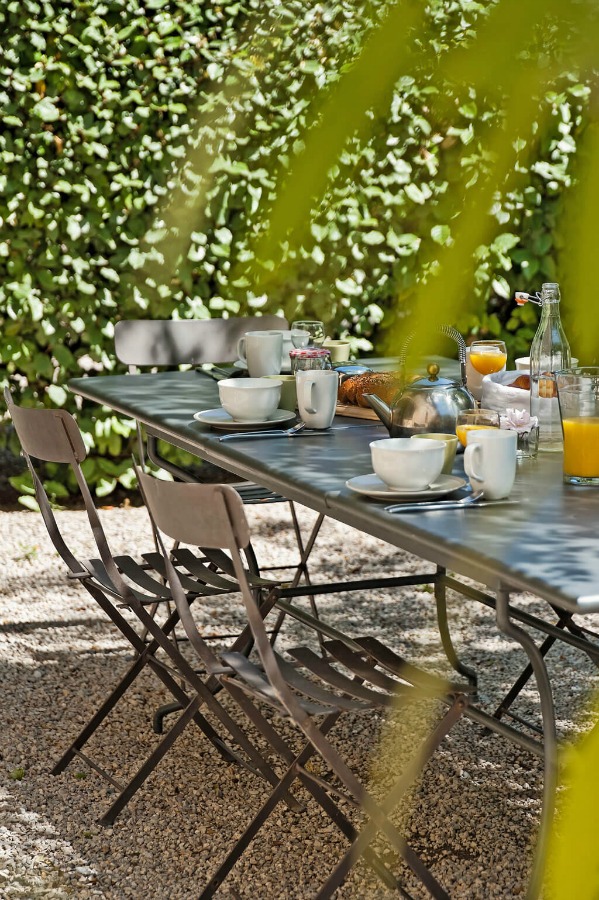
[99,695,205,827]
[200,761,300,899]
[52,651,149,776]
[202,696,465,899]
[52,592,185,773]
[314,697,466,899]
[132,603,304,811]
[53,590,239,784]
[268,511,326,649]
[200,713,340,899]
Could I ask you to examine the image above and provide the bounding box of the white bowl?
[370,438,445,491]
[218,378,282,422]
[516,356,578,371]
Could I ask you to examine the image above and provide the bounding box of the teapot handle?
[398,325,468,387]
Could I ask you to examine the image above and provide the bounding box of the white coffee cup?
[280,331,295,370]
[237,330,283,378]
[464,429,517,499]
[296,369,339,429]
[322,339,351,363]
[516,356,578,371]
[370,438,445,491]
[218,377,281,422]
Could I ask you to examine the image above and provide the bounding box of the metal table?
[69,368,599,897]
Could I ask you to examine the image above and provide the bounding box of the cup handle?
[237,337,246,362]
[304,377,318,415]
[464,444,484,483]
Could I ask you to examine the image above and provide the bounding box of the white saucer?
[233,359,293,375]
[193,408,296,431]
[345,474,467,501]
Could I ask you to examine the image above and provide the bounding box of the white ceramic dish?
[193,408,296,431]
[345,474,467,501]
[516,356,578,371]
[234,359,292,375]
[370,437,445,491]
[218,376,281,421]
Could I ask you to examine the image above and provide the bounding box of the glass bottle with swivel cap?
[515,282,571,451]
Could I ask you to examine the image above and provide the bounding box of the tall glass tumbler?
[556,367,599,486]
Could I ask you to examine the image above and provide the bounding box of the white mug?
[464,429,517,499]
[322,339,351,363]
[296,370,339,429]
[237,330,283,378]
[279,331,295,371]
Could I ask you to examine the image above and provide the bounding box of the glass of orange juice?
[456,408,500,448]
[469,340,508,376]
[556,368,599,485]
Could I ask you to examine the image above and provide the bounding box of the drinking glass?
[456,408,500,448]
[556,367,599,485]
[291,320,325,348]
[468,340,507,376]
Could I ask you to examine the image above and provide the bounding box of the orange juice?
[456,423,498,447]
[469,350,508,375]
[562,417,599,477]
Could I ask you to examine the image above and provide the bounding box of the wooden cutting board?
[335,403,379,420]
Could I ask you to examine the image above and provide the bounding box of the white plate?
[233,359,293,375]
[193,408,296,431]
[345,474,467,501]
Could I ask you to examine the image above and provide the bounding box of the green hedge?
[0,0,590,499]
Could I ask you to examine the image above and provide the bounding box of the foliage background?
[0,0,590,498]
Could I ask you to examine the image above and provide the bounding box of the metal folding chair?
[137,470,469,899]
[113,316,325,586]
[4,387,294,826]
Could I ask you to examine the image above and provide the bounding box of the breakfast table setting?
[66,297,599,895]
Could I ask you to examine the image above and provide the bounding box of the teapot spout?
[362,393,392,433]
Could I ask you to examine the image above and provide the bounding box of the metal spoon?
[383,490,519,514]
[219,422,309,441]
[218,422,368,441]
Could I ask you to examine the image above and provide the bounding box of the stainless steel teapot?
[364,326,475,437]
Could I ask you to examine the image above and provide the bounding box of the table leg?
[495,587,557,900]
[434,567,478,693]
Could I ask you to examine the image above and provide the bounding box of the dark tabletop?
[69,369,599,615]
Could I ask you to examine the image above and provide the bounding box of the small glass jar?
[289,348,332,375]
[516,426,539,459]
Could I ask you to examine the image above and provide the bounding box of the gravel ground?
[1,500,597,899]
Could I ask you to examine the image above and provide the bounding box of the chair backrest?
[137,471,302,712]
[4,387,129,589]
[114,316,289,368]
[137,471,250,552]
[4,387,87,464]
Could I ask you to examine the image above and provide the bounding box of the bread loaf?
[338,372,402,408]
[507,374,531,391]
